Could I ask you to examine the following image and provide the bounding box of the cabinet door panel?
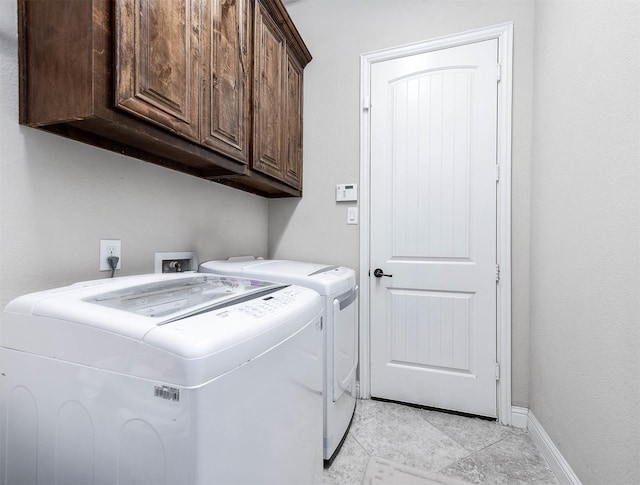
[284,53,303,188]
[202,0,250,163]
[115,0,199,142]
[252,1,285,180]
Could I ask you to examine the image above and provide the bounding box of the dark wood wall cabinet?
[18,0,311,198]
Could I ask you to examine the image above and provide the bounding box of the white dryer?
[0,273,323,485]
[199,259,358,462]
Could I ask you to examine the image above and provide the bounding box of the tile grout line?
[434,434,517,475]
[348,432,374,484]
[356,402,500,477]
[325,401,560,485]
[415,409,523,460]
[349,432,373,459]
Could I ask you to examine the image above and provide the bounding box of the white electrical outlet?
[99,239,122,271]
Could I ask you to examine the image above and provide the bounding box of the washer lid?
[140,285,322,385]
[4,274,283,343]
[85,274,279,322]
[2,274,322,385]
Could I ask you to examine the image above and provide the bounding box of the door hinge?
[495,362,501,381]
[363,96,371,111]
[496,164,500,182]
[496,264,500,283]
[496,63,502,82]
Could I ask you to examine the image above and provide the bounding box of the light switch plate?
[347,207,359,225]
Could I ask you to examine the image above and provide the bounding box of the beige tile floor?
[323,399,560,485]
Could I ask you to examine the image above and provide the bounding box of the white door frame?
[358,23,514,425]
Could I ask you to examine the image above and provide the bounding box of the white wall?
[273,0,536,407]
[5,0,639,480]
[0,2,269,313]
[530,1,640,483]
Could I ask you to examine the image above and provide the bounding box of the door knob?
[373,268,392,278]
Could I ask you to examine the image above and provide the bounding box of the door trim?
[358,22,514,425]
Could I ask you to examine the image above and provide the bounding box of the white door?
[369,39,499,417]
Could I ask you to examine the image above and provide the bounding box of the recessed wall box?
[154,252,198,273]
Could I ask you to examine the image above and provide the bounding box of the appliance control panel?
[218,288,304,319]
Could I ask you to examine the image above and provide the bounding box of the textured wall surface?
[5,1,638,481]
[0,2,269,314]
[530,1,640,483]
[276,0,536,407]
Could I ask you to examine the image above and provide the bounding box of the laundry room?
[0,1,638,485]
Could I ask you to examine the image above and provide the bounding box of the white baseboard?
[510,406,529,429]
[526,410,582,485]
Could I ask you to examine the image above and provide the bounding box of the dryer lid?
[200,260,356,296]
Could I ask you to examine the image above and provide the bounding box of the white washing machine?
[199,259,358,462]
[0,273,323,485]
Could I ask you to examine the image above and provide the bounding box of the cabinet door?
[284,52,304,188]
[115,0,200,142]
[252,0,285,180]
[201,0,250,163]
